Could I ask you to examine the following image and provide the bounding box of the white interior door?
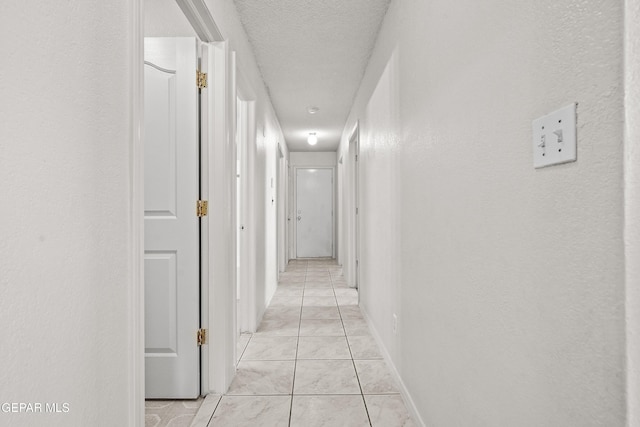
[296,168,333,258]
[144,37,200,399]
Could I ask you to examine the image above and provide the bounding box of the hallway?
[190,259,414,426]
[4,0,638,425]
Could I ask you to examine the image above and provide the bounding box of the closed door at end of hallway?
[296,168,333,258]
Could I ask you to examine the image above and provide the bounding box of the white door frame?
[277,144,287,274]
[129,1,235,424]
[129,1,145,424]
[348,123,360,289]
[337,155,344,265]
[288,164,295,262]
[292,166,336,259]
[285,159,290,265]
[201,39,236,395]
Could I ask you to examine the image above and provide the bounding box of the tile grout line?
[334,268,373,427]
[236,333,252,366]
[205,395,224,427]
[287,260,306,427]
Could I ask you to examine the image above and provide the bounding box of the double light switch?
[532,103,577,169]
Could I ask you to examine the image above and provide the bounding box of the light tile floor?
[147,259,415,427]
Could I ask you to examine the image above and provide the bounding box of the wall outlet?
[392,314,398,334]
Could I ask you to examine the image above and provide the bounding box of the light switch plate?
[532,103,577,168]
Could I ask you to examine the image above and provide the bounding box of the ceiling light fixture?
[307,132,318,145]
[307,106,320,115]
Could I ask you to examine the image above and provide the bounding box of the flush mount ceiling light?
[307,106,320,115]
[307,132,318,145]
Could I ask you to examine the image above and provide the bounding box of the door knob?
[297,216,302,221]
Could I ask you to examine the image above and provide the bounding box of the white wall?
[0,2,132,426]
[145,0,195,36]
[626,0,640,423]
[338,0,626,425]
[358,52,402,363]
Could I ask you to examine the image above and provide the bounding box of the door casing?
[200,39,236,395]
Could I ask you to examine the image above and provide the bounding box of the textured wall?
[145,0,196,36]
[0,2,132,426]
[339,0,626,425]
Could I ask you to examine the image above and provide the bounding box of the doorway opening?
[139,0,237,413]
[236,92,257,335]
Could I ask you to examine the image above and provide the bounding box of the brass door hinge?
[197,200,208,217]
[197,328,207,346]
[197,70,207,89]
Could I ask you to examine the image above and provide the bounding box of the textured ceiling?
[233,0,391,151]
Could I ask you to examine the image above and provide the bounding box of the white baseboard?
[359,304,427,427]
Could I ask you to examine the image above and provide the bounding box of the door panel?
[144,37,199,399]
[144,66,177,217]
[144,252,178,353]
[296,168,333,258]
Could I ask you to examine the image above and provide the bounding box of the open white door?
[296,168,334,258]
[144,37,200,399]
